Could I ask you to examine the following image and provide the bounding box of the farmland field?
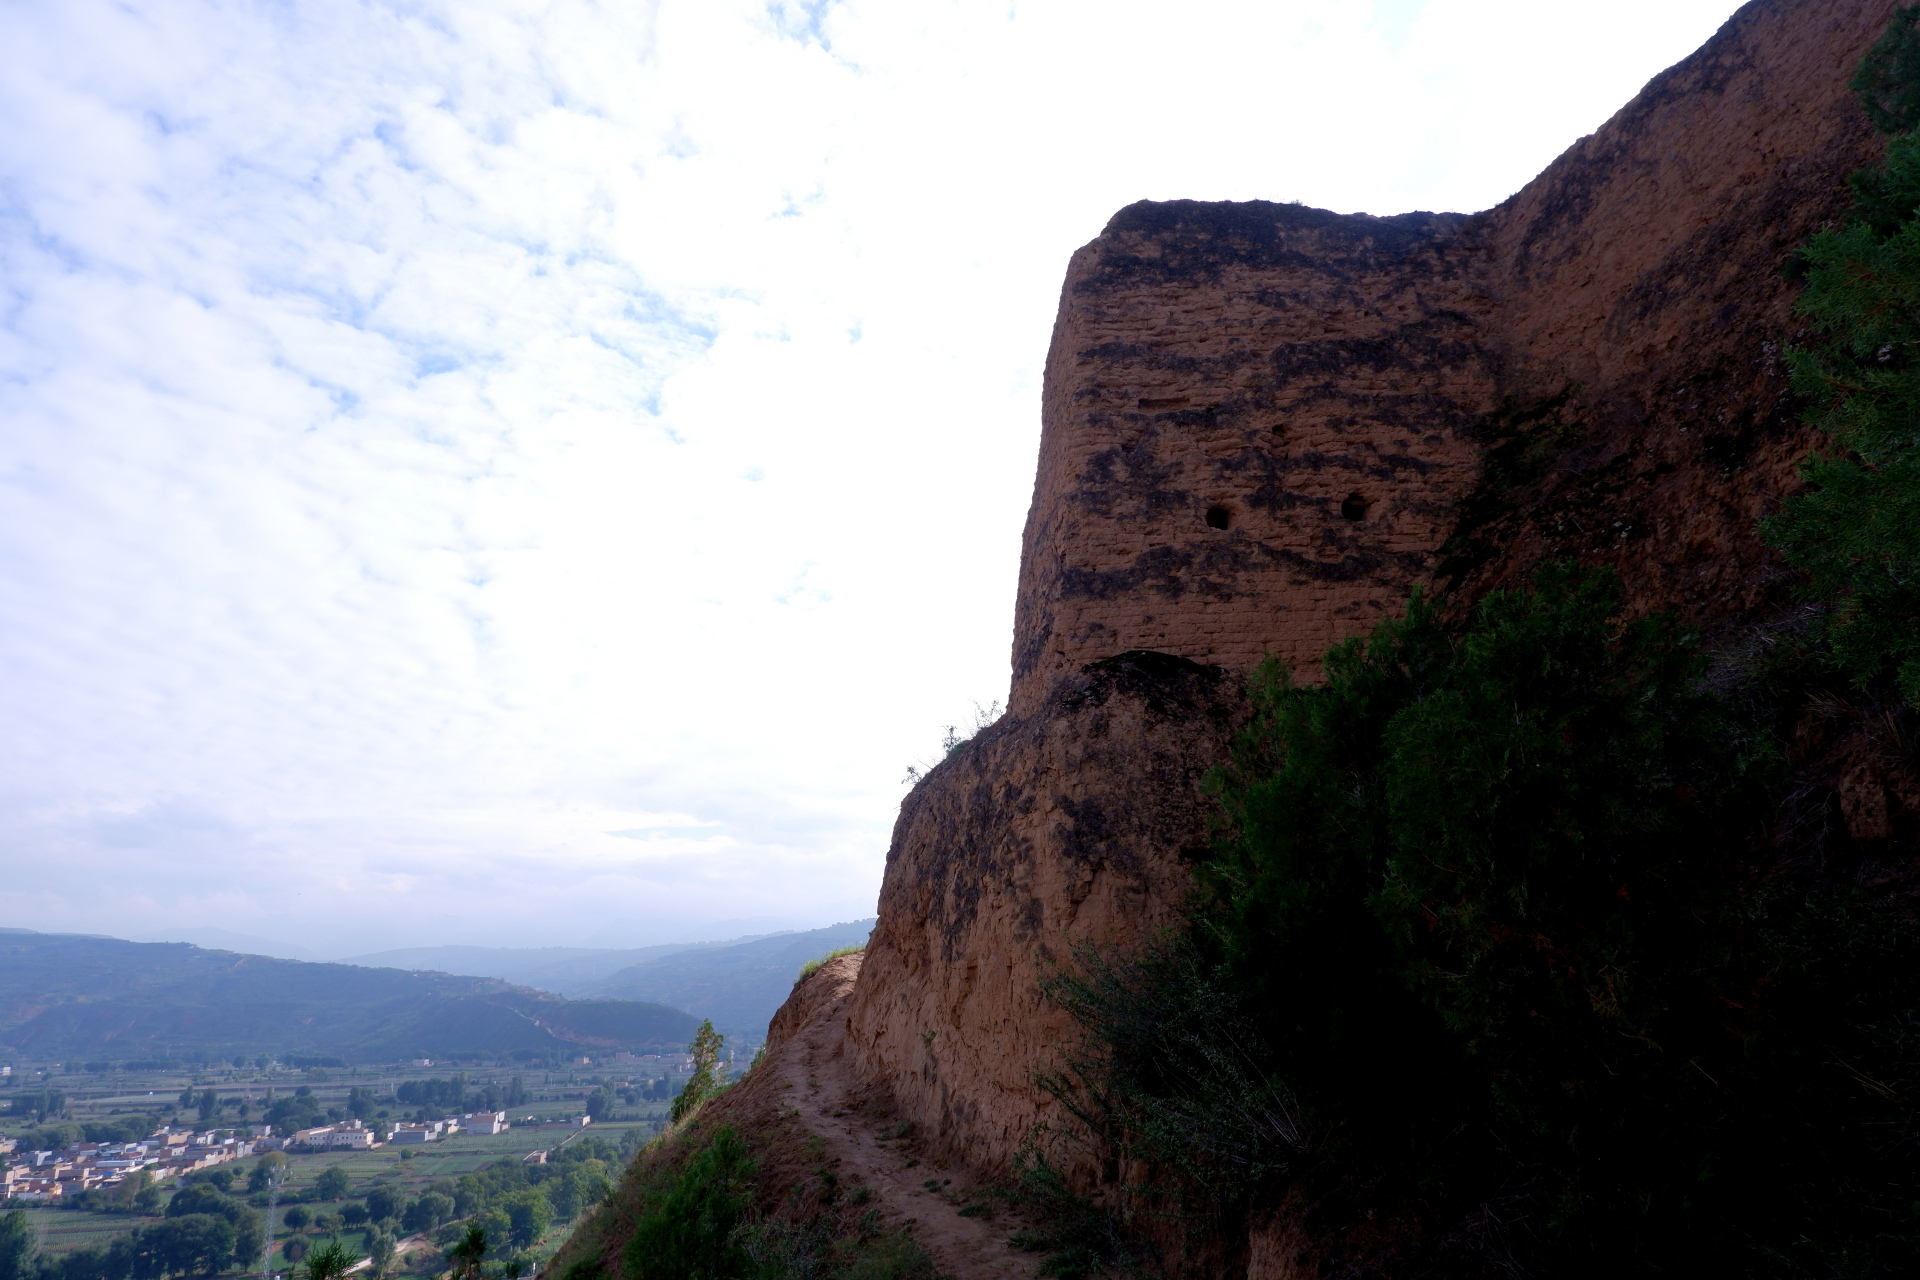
[3,1056,678,1275]
[268,1119,657,1193]
[12,1206,147,1255]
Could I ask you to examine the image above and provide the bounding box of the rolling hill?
[576,919,875,1038]
[337,941,714,993]
[341,921,877,1041]
[0,929,698,1061]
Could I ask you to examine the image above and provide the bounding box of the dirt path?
[770,974,1036,1280]
[343,1234,431,1274]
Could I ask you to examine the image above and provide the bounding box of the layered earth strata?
[840,0,1905,1268]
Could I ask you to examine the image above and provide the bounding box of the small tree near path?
[447,1223,487,1280]
[303,1240,360,1280]
[671,1021,726,1123]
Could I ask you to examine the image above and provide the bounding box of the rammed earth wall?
[845,0,1903,1254]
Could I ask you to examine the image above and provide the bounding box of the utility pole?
[261,1164,285,1280]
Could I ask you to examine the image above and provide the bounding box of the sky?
[0,0,1750,959]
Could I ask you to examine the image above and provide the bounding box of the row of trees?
[0,1188,264,1280]
[4,1091,67,1124]
[391,1077,530,1120]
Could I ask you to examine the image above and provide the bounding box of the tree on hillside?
[447,1223,487,1280]
[314,1166,351,1200]
[368,1230,398,1280]
[364,1185,402,1226]
[197,1089,218,1124]
[670,1021,726,1123]
[585,1084,615,1122]
[141,1213,237,1276]
[304,1238,361,1280]
[401,1193,453,1235]
[503,1192,550,1250]
[167,1182,265,1266]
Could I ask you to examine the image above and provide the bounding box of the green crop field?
[264,1119,656,1197]
[11,1207,147,1256]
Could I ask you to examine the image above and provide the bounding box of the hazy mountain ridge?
[0,930,699,1060]
[340,940,728,992]
[578,919,876,1037]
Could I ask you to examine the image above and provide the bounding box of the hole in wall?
[1205,505,1232,530]
[1341,493,1371,522]
[1138,397,1193,411]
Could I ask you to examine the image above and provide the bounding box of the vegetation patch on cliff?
[1038,17,1920,1272]
[1046,562,1918,1275]
[1766,8,1920,713]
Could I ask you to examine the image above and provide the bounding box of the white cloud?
[0,0,1745,956]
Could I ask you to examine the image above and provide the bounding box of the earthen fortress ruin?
[857,0,1899,1229]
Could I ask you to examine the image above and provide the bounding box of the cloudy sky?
[0,0,1746,959]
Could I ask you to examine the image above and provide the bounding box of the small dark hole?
[1341,493,1370,521]
[1205,505,1231,530]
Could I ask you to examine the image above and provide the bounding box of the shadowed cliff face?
[848,0,1904,1267]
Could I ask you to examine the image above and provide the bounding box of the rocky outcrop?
[1011,0,1897,718]
[1010,206,1496,716]
[843,0,1906,1268]
[848,652,1239,1177]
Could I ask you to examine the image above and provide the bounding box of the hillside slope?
[0,929,699,1061]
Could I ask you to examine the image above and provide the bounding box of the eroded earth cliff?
[572,1,1920,1277]
[846,0,1911,1264]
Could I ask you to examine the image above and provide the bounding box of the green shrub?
[671,1021,728,1124]
[622,1127,755,1280]
[993,1149,1136,1280]
[1852,3,1920,135]
[795,947,863,984]
[1045,562,1920,1273]
[826,1232,939,1280]
[1766,11,1920,708]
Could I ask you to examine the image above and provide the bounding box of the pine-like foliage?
[622,1128,754,1280]
[1048,565,1920,1274]
[1852,5,1920,135]
[1767,14,1920,708]
[671,1020,728,1123]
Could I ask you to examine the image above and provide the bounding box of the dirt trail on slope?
[762,956,1037,1280]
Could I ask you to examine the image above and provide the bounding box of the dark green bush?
[1852,4,1920,135]
[1767,11,1920,709]
[1046,563,1920,1274]
[623,1127,755,1280]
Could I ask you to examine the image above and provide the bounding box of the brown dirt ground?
[543,953,1038,1280]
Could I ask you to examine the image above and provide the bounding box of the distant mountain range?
[340,940,746,993]
[0,929,698,1062]
[0,919,876,1061]
[344,920,877,1040]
